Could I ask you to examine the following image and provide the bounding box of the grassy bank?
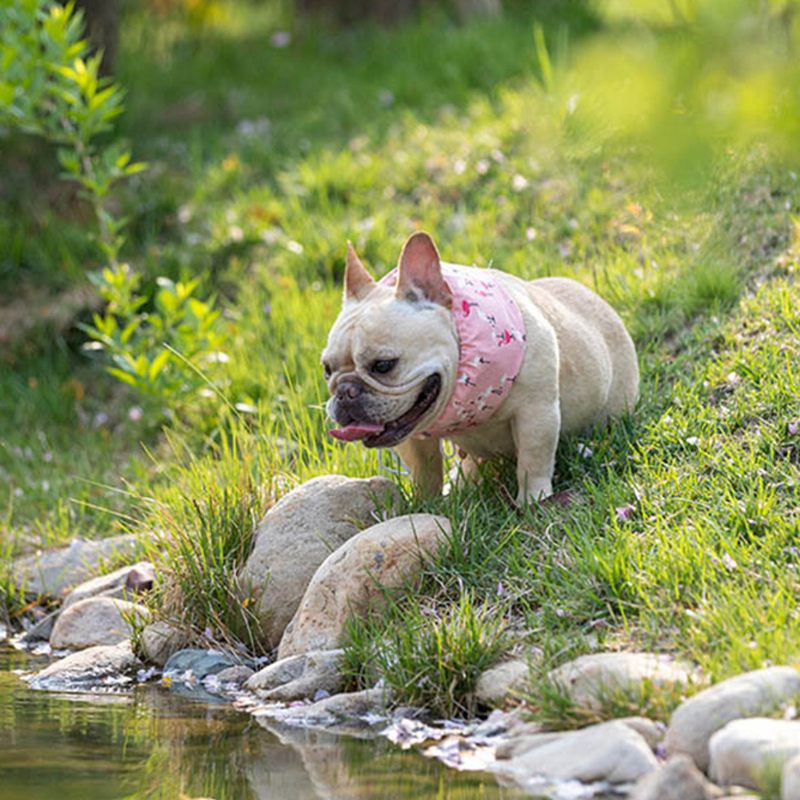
[2,0,799,722]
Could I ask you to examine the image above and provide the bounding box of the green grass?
[1,0,800,724]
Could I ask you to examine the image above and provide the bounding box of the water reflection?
[0,646,528,800]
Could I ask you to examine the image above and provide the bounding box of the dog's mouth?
[329,374,442,448]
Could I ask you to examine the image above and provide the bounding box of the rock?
[240,475,400,650]
[62,561,155,609]
[492,719,658,785]
[139,620,188,667]
[618,716,664,751]
[495,731,566,760]
[259,688,391,727]
[50,597,150,650]
[28,641,140,691]
[278,514,451,658]
[665,666,800,771]
[548,652,695,710]
[246,649,344,701]
[216,665,255,684]
[630,754,723,800]
[708,718,800,789]
[475,658,530,705]
[13,534,142,597]
[19,608,60,644]
[163,648,246,680]
[782,753,800,800]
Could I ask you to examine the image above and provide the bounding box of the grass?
[1,0,800,730]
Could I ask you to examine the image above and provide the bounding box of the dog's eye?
[371,358,398,375]
[322,363,332,379]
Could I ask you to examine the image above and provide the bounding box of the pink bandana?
[380,264,527,437]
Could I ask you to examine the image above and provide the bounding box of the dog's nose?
[336,379,363,401]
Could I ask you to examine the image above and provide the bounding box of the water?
[0,646,529,800]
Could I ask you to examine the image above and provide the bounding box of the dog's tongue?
[329,422,385,442]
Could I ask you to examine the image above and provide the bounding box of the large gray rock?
[62,561,155,608]
[492,719,658,785]
[665,667,800,771]
[246,649,344,701]
[475,658,530,706]
[50,597,150,650]
[28,641,141,691]
[240,475,400,650]
[709,718,800,790]
[139,620,189,667]
[278,514,451,659]
[13,534,142,598]
[782,753,800,800]
[630,755,722,800]
[548,652,695,710]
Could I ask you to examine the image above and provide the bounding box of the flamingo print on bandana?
[380,264,527,437]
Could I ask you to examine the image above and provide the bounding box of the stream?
[0,645,529,800]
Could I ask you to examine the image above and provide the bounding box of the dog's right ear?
[343,241,375,303]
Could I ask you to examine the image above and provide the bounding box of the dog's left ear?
[396,232,452,308]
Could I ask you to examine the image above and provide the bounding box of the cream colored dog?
[322,232,639,503]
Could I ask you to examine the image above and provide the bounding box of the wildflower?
[511,174,528,192]
[476,159,489,175]
[789,421,799,436]
[128,406,143,422]
[577,442,593,458]
[615,504,635,521]
[525,227,537,241]
[270,31,291,48]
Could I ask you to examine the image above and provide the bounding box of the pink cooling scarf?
[381,264,527,437]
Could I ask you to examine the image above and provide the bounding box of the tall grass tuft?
[344,592,510,718]
[141,427,272,656]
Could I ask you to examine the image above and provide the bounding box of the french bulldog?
[322,232,639,503]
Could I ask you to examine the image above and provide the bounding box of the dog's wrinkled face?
[322,234,459,448]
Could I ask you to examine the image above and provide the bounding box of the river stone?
[782,753,800,800]
[278,514,451,659]
[476,658,530,706]
[246,649,344,701]
[28,641,141,691]
[13,534,141,597]
[665,666,800,771]
[492,719,658,785]
[261,687,391,727]
[240,475,400,650]
[708,718,800,789]
[139,620,188,667]
[548,652,694,710]
[216,665,255,684]
[630,754,723,800]
[62,561,155,609]
[50,597,150,650]
[163,648,245,679]
[617,717,664,751]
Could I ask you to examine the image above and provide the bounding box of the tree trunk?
[296,0,419,25]
[74,0,121,73]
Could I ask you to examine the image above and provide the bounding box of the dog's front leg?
[511,403,560,503]
[394,437,443,498]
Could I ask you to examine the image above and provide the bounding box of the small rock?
[28,641,141,691]
[278,514,451,658]
[240,475,401,650]
[665,666,800,771]
[163,648,246,680]
[139,620,188,667]
[13,534,142,597]
[261,687,391,727]
[50,597,150,650]
[19,609,60,644]
[246,649,344,701]
[548,652,695,710]
[492,719,657,785]
[475,658,531,706]
[709,718,800,789]
[62,561,155,608]
[630,754,723,800]
[216,665,255,684]
[782,752,800,800]
[124,563,155,594]
[618,717,664,751]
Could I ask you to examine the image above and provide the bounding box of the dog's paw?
[516,479,553,506]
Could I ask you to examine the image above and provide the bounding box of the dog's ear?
[344,241,375,302]
[396,232,452,308]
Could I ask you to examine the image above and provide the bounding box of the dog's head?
[322,232,459,447]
